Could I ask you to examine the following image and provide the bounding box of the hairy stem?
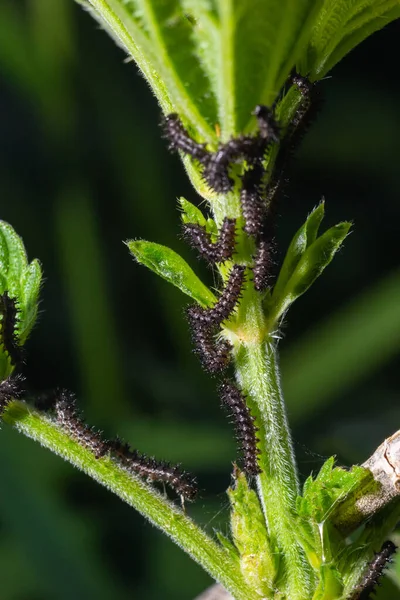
[2,400,257,600]
[235,324,312,599]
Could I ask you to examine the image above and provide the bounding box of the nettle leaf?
[124,0,218,127]
[311,565,344,600]
[0,221,42,378]
[83,0,400,145]
[0,222,28,295]
[288,222,351,294]
[322,4,400,77]
[127,240,216,306]
[297,457,376,563]
[17,259,42,344]
[183,0,321,133]
[300,457,371,524]
[296,457,373,575]
[268,208,351,326]
[228,470,277,595]
[179,197,207,227]
[206,218,218,238]
[179,197,218,237]
[272,202,325,303]
[215,531,240,561]
[304,0,400,78]
[83,0,216,142]
[84,0,321,138]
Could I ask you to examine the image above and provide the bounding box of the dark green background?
[0,2,399,598]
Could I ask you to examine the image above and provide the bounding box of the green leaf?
[288,221,351,296]
[127,239,216,306]
[305,0,400,78]
[296,457,374,573]
[311,565,343,600]
[83,0,322,138]
[18,259,42,344]
[215,531,239,561]
[298,457,375,543]
[84,0,215,142]
[300,458,370,525]
[321,4,400,77]
[272,202,325,304]
[0,221,29,296]
[180,0,323,134]
[179,197,207,227]
[228,470,277,594]
[0,221,42,378]
[179,198,218,239]
[268,216,351,326]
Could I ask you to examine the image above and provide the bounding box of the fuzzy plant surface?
[1,1,400,600]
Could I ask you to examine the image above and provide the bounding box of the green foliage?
[127,239,216,306]
[110,1,398,588]
[303,0,400,78]
[84,0,400,149]
[179,197,207,227]
[294,456,392,599]
[300,457,370,527]
[311,565,344,600]
[267,205,351,328]
[130,205,350,336]
[0,0,399,599]
[179,197,218,236]
[297,458,372,568]
[0,221,42,379]
[228,469,277,595]
[271,202,326,307]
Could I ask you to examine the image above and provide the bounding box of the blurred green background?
[0,2,400,599]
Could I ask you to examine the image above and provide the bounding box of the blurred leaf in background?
[0,1,399,599]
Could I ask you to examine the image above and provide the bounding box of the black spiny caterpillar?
[0,374,24,412]
[253,105,280,143]
[0,292,23,366]
[287,72,323,153]
[240,164,266,238]
[162,113,210,163]
[351,541,397,600]
[50,390,198,500]
[186,265,245,371]
[186,309,232,374]
[108,438,198,501]
[202,135,266,193]
[187,264,246,327]
[163,108,278,194]
[182,217,236,264]
[266,73,322,213]
[54,390,108,458]
[219,379,261,476]
[253,238,274,292]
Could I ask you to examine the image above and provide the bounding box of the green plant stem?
[235,326,312,599]
[2,400,257,600]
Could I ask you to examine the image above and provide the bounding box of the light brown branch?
[333,429,400,535]
[359,430,400,515]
